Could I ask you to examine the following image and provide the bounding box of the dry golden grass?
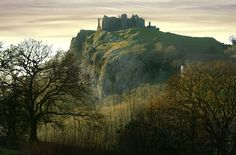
[37,84,162,150]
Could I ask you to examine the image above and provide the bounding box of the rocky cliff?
[70,30,95,57]
[69,28,226,97]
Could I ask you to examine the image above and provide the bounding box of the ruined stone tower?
[101,14,145,31]
[121,14,128,29]
[97,18,102,31]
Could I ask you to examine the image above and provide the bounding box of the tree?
[225,44,236,56]
[0,39,92,142]
[166,60,236,155]
[229,35,236,45]
[116,92,184,155]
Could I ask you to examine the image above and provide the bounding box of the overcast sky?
[0,0,235,50]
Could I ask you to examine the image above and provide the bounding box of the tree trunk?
[230,133,236,155]
[216,136,227,155]
[7,124,17,145]
[7,98,18,145]
[29,118,38,142]
[190,110,196,155]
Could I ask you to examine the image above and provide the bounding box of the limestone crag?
[69,15,226,97]
[70,30,96,57]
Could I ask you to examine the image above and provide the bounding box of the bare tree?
[229,35,236,45]
[0,39,92,142]
[166,60,236,155]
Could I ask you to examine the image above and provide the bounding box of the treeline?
[116,61,236,155]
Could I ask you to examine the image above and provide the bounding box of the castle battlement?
[98,14,146,31]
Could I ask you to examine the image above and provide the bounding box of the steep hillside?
[69,28,227,96]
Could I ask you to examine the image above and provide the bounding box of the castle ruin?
[98,14,157,32]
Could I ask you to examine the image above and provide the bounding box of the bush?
[116,106,179,155]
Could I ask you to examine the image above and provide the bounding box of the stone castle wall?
[101,14,145,31]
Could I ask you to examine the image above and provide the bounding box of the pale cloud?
[0,0,235,50]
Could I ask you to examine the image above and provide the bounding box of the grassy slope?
[85,29,226,77]
[136,28,224,53]
[70,28,227,95]
[84,28,226,61]
[72,28,226,62]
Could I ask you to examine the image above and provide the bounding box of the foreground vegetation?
[1,40,236,155]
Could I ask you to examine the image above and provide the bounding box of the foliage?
[225,44,236,56]
[117,60,236,155]
[165,60,236,154]
[229,35,236,45]
[0,39,92,142]
[116,98,184,155]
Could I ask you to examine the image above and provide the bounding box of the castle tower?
[121,14,128,29]
[97,18,102,31]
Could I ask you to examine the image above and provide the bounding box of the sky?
[0,0,235,50]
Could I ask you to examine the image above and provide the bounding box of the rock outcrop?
[70,30,95,56]
[69,28,226,97]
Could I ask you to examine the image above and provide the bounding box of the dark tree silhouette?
[229,35,236,45]
[0,39,92,142]
[166,61,236,155]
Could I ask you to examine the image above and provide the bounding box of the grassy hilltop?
[70,28,227,96]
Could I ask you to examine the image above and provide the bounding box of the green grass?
[72,27,226,57]
[131,28,225,54]
[83,28,226,63]
[0,147,18,155]
[72,27,227,64]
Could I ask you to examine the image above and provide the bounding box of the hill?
[69,28,227,96]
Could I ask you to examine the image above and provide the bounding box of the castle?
[97,14,158,31]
